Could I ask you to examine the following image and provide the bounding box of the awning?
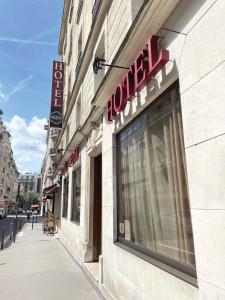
[43,184,57,194]
[31,204,40,208]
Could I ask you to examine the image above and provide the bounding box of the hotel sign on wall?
[106,35,169,122]
[50,61,64,128]
[60,147,80,176]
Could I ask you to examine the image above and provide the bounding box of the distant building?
[0,111,19,210]
[18,173,42,199]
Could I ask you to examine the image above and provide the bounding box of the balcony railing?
[75,51,83,75]
[49,148,57,157]
[92,0,101,23]
[47,168,53,177]
[76,0,83,24]
[50,128,60,140]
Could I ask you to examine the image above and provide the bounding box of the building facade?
[42,0,225,299]
[0,111,19,210]
[18,172,42,199]
[41,126,61,214]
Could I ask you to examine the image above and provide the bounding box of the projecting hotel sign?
[50,61,64,128]
[106,35,169,122]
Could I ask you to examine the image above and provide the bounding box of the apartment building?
[18,172,42,198]
[41,126,61,214]
[43,0,225,299]
[0,111,19,210]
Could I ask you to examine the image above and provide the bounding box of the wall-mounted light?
[56,149,74,154]
[93,57,129,74]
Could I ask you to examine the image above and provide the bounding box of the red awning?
[43,184,57,194]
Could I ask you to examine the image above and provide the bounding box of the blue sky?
[0,0,63,173]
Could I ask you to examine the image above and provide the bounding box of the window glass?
[62,177,69,218]
[117,83,196,270]
[71,167,81,224]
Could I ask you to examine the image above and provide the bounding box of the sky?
[0,0,63,173]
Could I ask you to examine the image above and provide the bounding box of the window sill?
[70,219,80,226]
[114,240,198,287]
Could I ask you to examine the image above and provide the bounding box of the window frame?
[114,81,197,286]
[70,165,81,225]
[62,176,69,218]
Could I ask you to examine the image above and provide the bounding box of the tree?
[24,192,38,206]
[16,195,25,206]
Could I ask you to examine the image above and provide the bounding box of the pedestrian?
[26,211,31,221]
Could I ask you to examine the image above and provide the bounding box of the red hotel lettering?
[107,94,117,122]
[123,65,135,101]
[106,35,169,122]
[60,147,80,175]
[146,35,169,78]
[114,84,127,113]
[134,49,148,91]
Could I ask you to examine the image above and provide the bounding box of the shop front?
[99,29,200,299]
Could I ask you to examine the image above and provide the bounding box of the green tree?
[24,192,38,206]
[16,195,25,206]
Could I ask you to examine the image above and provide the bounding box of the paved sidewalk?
[0,221,102,300]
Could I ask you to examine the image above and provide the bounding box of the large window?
[71,167,81,224]
[117,83,196,277]
[62,177,69,218]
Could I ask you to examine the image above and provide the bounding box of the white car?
[0,207,6,219]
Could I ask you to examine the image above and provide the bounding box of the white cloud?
[0,36,57,46]
[0,75,32,103]
[16,25,58,50]
[5,115,47,173]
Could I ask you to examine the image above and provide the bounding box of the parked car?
[32,210,38,215]
[18,208,23,214]
[0,207,7,219]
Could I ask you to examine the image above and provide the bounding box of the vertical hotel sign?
[50,61,64,128]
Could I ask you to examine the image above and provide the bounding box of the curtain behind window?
[71,167,81,223]
[118,86,195,267]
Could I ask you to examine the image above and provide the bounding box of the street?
[0,216,26,246]
[0,216,14,242]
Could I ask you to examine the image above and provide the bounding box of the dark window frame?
[62,176,69,218]
[70,166,81,225]
[76,0,83,24]
[114,81,197,286]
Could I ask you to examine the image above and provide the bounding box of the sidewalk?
[0,220,102,300]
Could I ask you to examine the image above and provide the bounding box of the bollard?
[1,227,5,250]
[19,218,22,231]
[13,218,16,242]
[10,222,13,240]
[36,215,37,223]
[32,216,34,230]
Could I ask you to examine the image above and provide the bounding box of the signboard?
[50,61,64,128]
[106,35,169,122]
[60,147,80,176]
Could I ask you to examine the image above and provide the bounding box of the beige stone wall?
[107,0,130,63]
[0,122,18,202]
[101,0,225,299]
[53,0,225,299]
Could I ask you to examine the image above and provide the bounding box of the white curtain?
[119,86,195,267]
